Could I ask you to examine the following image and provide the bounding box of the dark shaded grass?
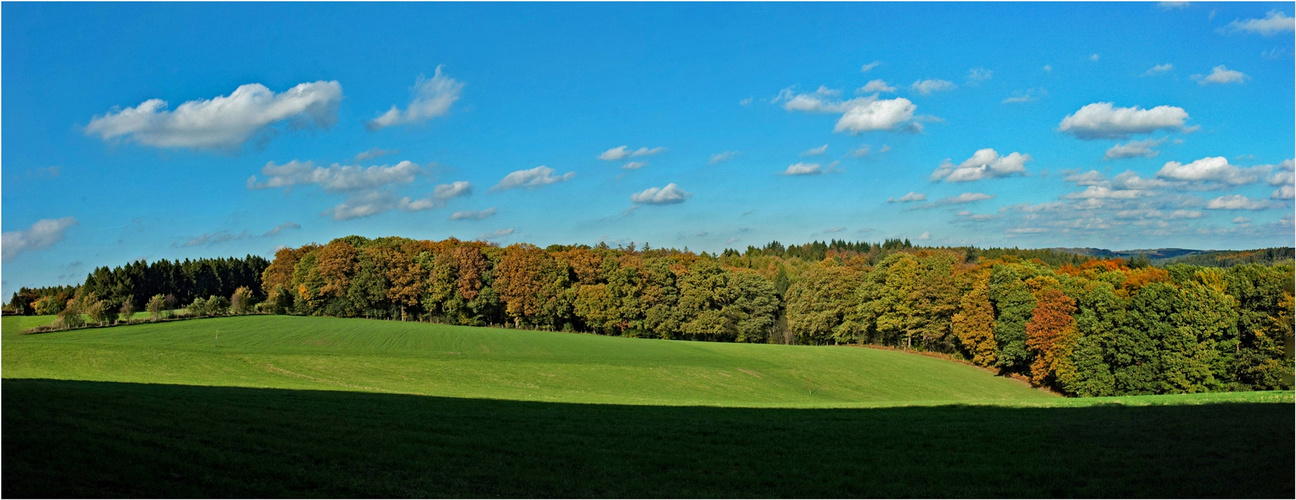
[3,379,1292,498]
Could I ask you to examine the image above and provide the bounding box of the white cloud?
[86,81,341,150]
[917,231,931,240]
[930,148,1031,182]
[1223,10,1295,36]
[1271,185,1294,200]
[1267,159,1295,186]
[878,145,891,153]
[1142,63,1174,76]
[1158,2,1190,10]
[1043,64,1053,72]
[262,221,301,237]
[2,217,78,261]
[860,79,896,93]
[367,66,464,130]
[598,145,667,161]
[479,228,515,240]
[398,182,474,212]
[1105,138,1165,160]
[1193,65,1248,85]
[247,160,423,192]
[774,88,919,133]
[631,183,691,205]
[355,148,395,161]
[911,79,956,95]
[967,68,993,82]
[888,191,927,203]
[450,207,498,221]
[1205,194,1283,210]
[860,61,881,72]
[1232,216,1252,225]
[823,227,846,233]
[740,97,754,106]
[324,181,473,220]
[1111,171,1173,190]
[834,97,917,133]
[622,161,648,170]
[1002,88,1045,104]
[912,192,994,209]
[709,151,740,165]
[1064,186,1146,199]
[1156,157,1262,185]
[1058,102,1190,140]
[492,166,575,192]
[1090,53,1101,62]
[783,162,823,176]
[1064,170,1108,186]
[802,144,829,156]
[850,145,872,158]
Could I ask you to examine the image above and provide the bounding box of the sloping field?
[2,315,1052,407]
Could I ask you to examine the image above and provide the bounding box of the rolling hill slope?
[2,315,1054,407]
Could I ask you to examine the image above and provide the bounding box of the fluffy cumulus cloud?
[1155,157,1263,185]
[887,191,927,203]
[1271,185,1294,200]
[834,97,918,133]
[1058,102,1190,140]
[598,145,667,161]
[450,207,498,221]
[773,87,919,133]
[491,166,575,192]
[930,148,1030,182]
[1223,10,1295,36]
[783,162,823,176]
[367,66,464,130]
[1267,159,1295,187]
[2,217,78,261]
[1105,138,1165,160]
[859,79,896,93]
[85,81,342,150]
[709,151,739,165]
[1205,194,1283,210]
[1193,65,1248,85]
[911,79,956,95]
[247,160,422,192]
[630,183,691,205]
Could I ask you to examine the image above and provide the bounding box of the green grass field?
[3,315,1292,497]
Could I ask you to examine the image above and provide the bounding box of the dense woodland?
[6,237,1293,396]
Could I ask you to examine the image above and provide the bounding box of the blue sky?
[3,2,1294,295]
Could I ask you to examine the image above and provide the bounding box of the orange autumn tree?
[1025,286,1079,387]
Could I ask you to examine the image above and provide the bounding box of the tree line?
[5,236,1291,396]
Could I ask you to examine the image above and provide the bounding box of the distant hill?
[1051,247,1295,267]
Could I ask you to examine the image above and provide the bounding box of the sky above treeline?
[2,2,1294,296]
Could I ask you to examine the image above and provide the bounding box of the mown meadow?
[3,315,1292,498]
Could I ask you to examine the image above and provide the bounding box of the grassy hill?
[3,315,1291,497]
[2,315,1053,407]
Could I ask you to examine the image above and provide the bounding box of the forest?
[6,236,1293,396]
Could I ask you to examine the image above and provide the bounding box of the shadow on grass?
[3,379,1292,498]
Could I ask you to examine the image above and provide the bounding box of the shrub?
[189,297,208,317]
[230,287,254,315]
[206,295,230,316]
[119,300,135,324]
[146,294,165,321]
[55,304,85,330]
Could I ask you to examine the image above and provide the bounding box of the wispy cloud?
[802,144,829,156]
[783,162,823,176]
[1222,10,1295,36]
[1105,138,1165,160]
[478,228,515,240]
[367,66,464,130]
[911,79,956,95]
[1142,63,1174,76]
[887,191,927,203]
[598,145,667,161]
[492,166,575,192]
[709,151,740,165]
[2,217,78,261]
[451,207,498,221]
[860,60,881,72]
